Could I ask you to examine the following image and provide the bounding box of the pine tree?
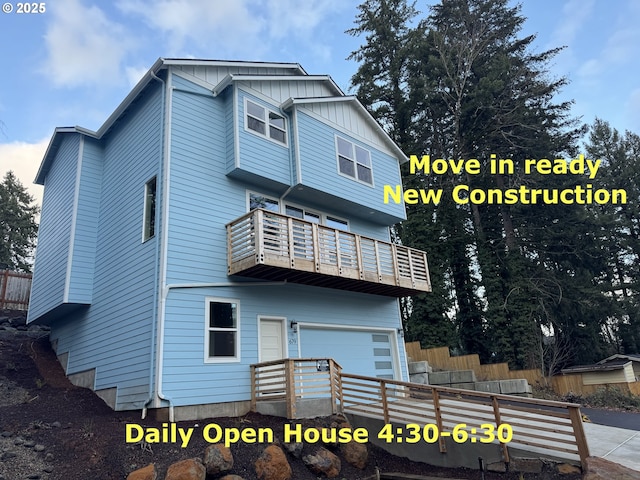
[0,171,39,272]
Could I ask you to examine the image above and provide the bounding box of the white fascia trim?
[212,75,342,97]
[162,58,306,75]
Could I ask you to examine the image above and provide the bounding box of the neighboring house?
[27,58,430,421]
[597,354,640,382]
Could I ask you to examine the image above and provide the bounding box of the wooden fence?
[407,342,640,397]
[0,270,32,310]
[406,342,545,385]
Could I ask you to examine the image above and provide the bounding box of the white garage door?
[299,326,396,379]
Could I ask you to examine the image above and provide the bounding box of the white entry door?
[258,318,287,395]
[259,318,287,362]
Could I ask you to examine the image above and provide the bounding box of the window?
[143,177,156,241]
[249,193,279,212]
[285,205,320,224]
[245,99,287,145]
[206,299,239,361]
[326,216,348,231]
[336,136,373,185]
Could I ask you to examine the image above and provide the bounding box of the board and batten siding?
[295,110,405,222]
[161,284,406,407]
[49,82,164,410]
[28,134,81,322]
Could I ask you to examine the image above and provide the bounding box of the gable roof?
[597,354,640,365]
[36,57,407,185]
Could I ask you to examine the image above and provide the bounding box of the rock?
[14,437,24,445]
[203,443,233,476]
[282,441,303,458]
[511,457,543,474]
[557,463,582,475]
[219,476,245,480]
[0,431,11,437]
[23,439,36,448]
[302,447,341,478]
[340,440,368,469]
[127,463,157,480]
[254,445,292,480]
[487,461,507,472]
[34,444,45,452]
[51,421,61,428]
[165,458,205,480]
[45,453,54,462]
[0,451,17,461]
[26,475,40,479]
[42,466,54,473]
[584,456,640,480]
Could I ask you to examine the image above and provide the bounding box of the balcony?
[226,209,431,297]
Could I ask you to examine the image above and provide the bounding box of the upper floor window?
[245,99,287,145]
[336,136,373,186]
[249,193,279,212]
[142,177,156,242]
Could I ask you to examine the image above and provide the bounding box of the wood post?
[250,365,257,412]
[492,396,510,463]
[432,388,447,453]
[568,406,590,469]
[285,359,296,419]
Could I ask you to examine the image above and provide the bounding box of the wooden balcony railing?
[250,357,342,419]
[226,209,431,296]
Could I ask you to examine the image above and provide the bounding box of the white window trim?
[335,135,374,187]
[142,176,157,243]
[204,297,241,364]
[244,98,288,146]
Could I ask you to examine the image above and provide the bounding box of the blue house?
[27,58,430,421]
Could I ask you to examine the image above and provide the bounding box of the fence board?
[0,270,32,311]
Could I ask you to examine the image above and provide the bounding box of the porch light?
[290,320,298,332]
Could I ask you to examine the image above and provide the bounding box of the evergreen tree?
[0,171,39,272]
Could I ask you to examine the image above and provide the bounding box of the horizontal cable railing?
[227,209,431,293]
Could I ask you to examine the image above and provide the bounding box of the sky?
[0,0,639,208]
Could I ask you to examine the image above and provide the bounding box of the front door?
[258,318,287,395]
[259,318,287,362]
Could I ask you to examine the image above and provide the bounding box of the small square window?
[335,136,373,185]
[245,100,287,145]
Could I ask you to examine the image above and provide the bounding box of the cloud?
[116,0,266,57]
[125,66,149,89]
[42,0,134,88]
[0,139,49,208]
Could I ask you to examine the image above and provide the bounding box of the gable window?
[142,177,156,242]
[336,136,373,185]
[206,299,239,361]
[245,99,287,145]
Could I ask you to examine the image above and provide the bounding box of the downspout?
[143,69,176,420]
[142,70,166,419]
[278,106,296,204]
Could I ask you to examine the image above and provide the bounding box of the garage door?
[299,327,396,379]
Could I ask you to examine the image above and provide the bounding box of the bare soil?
[0,328,584,480]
